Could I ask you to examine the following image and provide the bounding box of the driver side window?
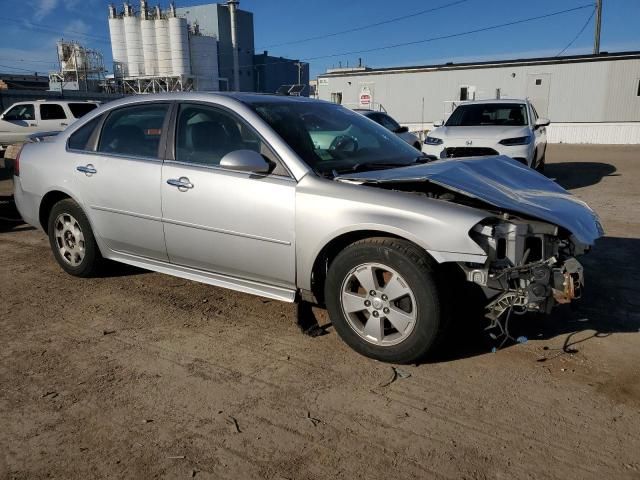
[175,103,288,176]
[4,104,34,121]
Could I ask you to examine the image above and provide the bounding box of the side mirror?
[219,149,271,174]
[394,126,409,134]
[433,120,444,128]
[535,118,550,128]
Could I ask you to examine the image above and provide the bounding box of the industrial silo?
[108,4,128,77]
[190,35,219,91]
[168,5,191,77]
[140,0,157,76]
[155,13,172,76]
[123,3,144,77]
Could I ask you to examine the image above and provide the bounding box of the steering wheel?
[329,135,359,154]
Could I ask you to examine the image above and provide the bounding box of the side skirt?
[105,250,297,303]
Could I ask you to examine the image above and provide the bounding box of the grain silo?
[190,33,218,91]
[154,6,172,76]
[123,3,144,77]
[106,1,219,93]
[108,4,128,77]
[139,0,157,76]
[168,3,191,77]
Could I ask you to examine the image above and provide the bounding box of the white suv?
[0,100,99,151]
[423,99,549,171]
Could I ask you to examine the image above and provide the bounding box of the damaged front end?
[463,217,588,321]
[335,155,604,323]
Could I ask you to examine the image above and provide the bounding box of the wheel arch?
[307,229,435,306]
[39,190,74,233]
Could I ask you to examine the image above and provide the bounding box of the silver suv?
[13,93,602,363]
[0,100,99,150]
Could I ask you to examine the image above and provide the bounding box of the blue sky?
[0,0,638,79]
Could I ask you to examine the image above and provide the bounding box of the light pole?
[594,0,602,54]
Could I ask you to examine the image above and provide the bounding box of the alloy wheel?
[340,262,417,346]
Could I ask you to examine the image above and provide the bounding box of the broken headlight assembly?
[462,217,586,322]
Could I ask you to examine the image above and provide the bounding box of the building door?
[526,73,551,118]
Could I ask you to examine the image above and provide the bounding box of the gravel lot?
[1,144,639,479]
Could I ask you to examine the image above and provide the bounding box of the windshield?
[248,101,423,174]
[446,103,528,127]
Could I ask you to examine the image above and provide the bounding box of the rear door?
[37,103,71,132]
[70,102,171,260]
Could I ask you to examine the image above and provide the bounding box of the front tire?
[536,150,546,173]
[48,198,102,277]
[325,238,446,364]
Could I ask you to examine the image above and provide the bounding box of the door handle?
[28,123,37,127]
[76,164,97,175]
[167,177,194,190]
[61,122,68,127]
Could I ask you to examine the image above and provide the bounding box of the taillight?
[13,144,23,176]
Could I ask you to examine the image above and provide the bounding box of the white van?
[0,100,100,150]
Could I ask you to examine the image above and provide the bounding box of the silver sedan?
[13,93,602,363]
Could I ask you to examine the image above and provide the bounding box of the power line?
[301,4,595,62]
[0,17,111,43]
[257,0,472,50]
[556,5,597,57]
[0,57,59,65]
[0,63,46,73]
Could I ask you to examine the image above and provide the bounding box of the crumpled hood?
[432,125,530,140]
[336,156,604,245]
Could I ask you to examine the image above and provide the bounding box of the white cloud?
[63,19,90,38]
[33,0,58,21]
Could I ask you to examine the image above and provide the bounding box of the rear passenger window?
[40,104,66,120]
[98,104,169,158]
[69,103,98,118]
[68,116,102,151]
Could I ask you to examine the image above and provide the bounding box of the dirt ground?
[1,145,639,480]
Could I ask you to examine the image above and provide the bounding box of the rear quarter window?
[68,116,102,151]
[69,103,98,118]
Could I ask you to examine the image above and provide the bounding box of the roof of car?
[459,98,528,105]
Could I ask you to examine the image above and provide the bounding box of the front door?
[161,102,296,287]
[0,103,38,145]
[72,102,171,261]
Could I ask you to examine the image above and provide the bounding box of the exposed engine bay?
[366,180,589,322]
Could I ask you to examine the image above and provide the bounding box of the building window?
[535,78,543,86]
[331,92,343,105]
[637,79,640,96]
[460,87,468,101]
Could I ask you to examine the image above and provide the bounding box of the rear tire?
[47,198,102,277]
[325,237,447,364]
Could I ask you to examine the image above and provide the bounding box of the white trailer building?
[317,51,640,144]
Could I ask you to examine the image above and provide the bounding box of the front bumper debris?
[483,256,584,321]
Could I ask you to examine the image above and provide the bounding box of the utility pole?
[594,0,602,54]
[227,0,240,91]
[294,61,303,85]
